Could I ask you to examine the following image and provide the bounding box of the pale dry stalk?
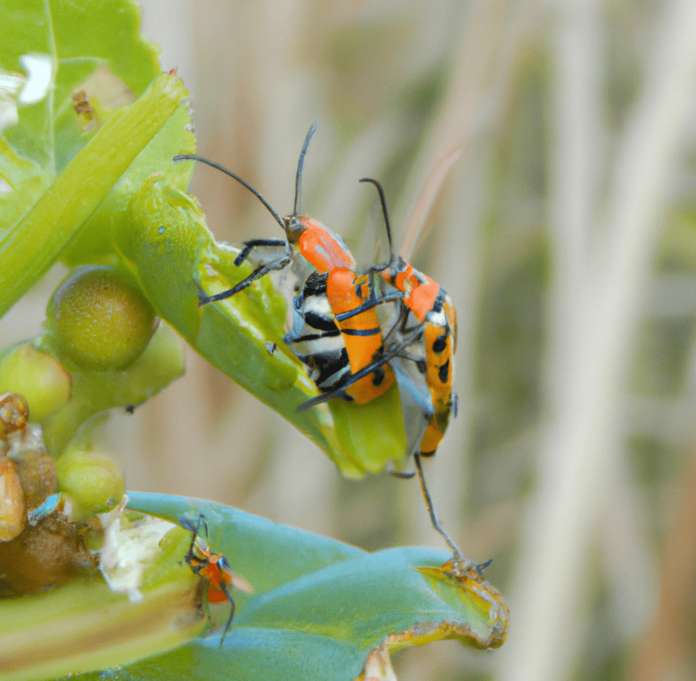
[496,0,696,678]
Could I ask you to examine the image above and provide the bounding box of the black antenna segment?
[360,177,394,259]
[174,153,285,230]
[293,120,319,217]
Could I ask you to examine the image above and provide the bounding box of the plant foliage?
[0,1,508,679]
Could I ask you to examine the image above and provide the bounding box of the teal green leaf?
[134,494,508,653]
[2,495,506,681]
[60,493,508,681]
[230,547,505,650]
[71,632,365,681]
[126,492,365,592]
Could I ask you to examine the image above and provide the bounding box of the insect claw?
[391,470,416,479]
[476,558,493,575]
[197,286,209,307]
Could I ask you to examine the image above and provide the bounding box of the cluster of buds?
[0,391,126,596]
[0,265,184,597]
[0,393,56,542]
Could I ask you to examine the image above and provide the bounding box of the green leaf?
[0,0,159,177]
[75,631,365,681]
[2,495,507,681]
[61,90,195,266]
[231,547,506,650]
[1,0,411,479]
[126,492,365,592]
[0,0,186,316]
[117,178,409,478]
[139,496,508,655]
[0,73,191,319]
[59,493,508,681]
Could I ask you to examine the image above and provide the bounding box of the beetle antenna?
[293,120,319,217]
[360,177,394,262]
[174,154,285,230]
[401,145,462,259]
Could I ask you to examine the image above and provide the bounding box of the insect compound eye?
[217,556,231,572]
[284,215,306,242]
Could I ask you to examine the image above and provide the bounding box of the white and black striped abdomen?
[284,272,350,392]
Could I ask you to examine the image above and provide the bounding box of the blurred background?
[3,0,696,678]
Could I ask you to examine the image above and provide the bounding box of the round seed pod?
[46,266,156,372]
[0,351,71,424]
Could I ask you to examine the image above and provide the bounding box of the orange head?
[291,217,357,273]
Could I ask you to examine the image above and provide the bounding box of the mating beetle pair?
[175,123,461,559]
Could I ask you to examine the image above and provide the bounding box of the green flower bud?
[46,266,156,372]
[0,348,71,423]
[56,449,125,518]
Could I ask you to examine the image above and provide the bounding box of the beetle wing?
[391,354,433,458]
